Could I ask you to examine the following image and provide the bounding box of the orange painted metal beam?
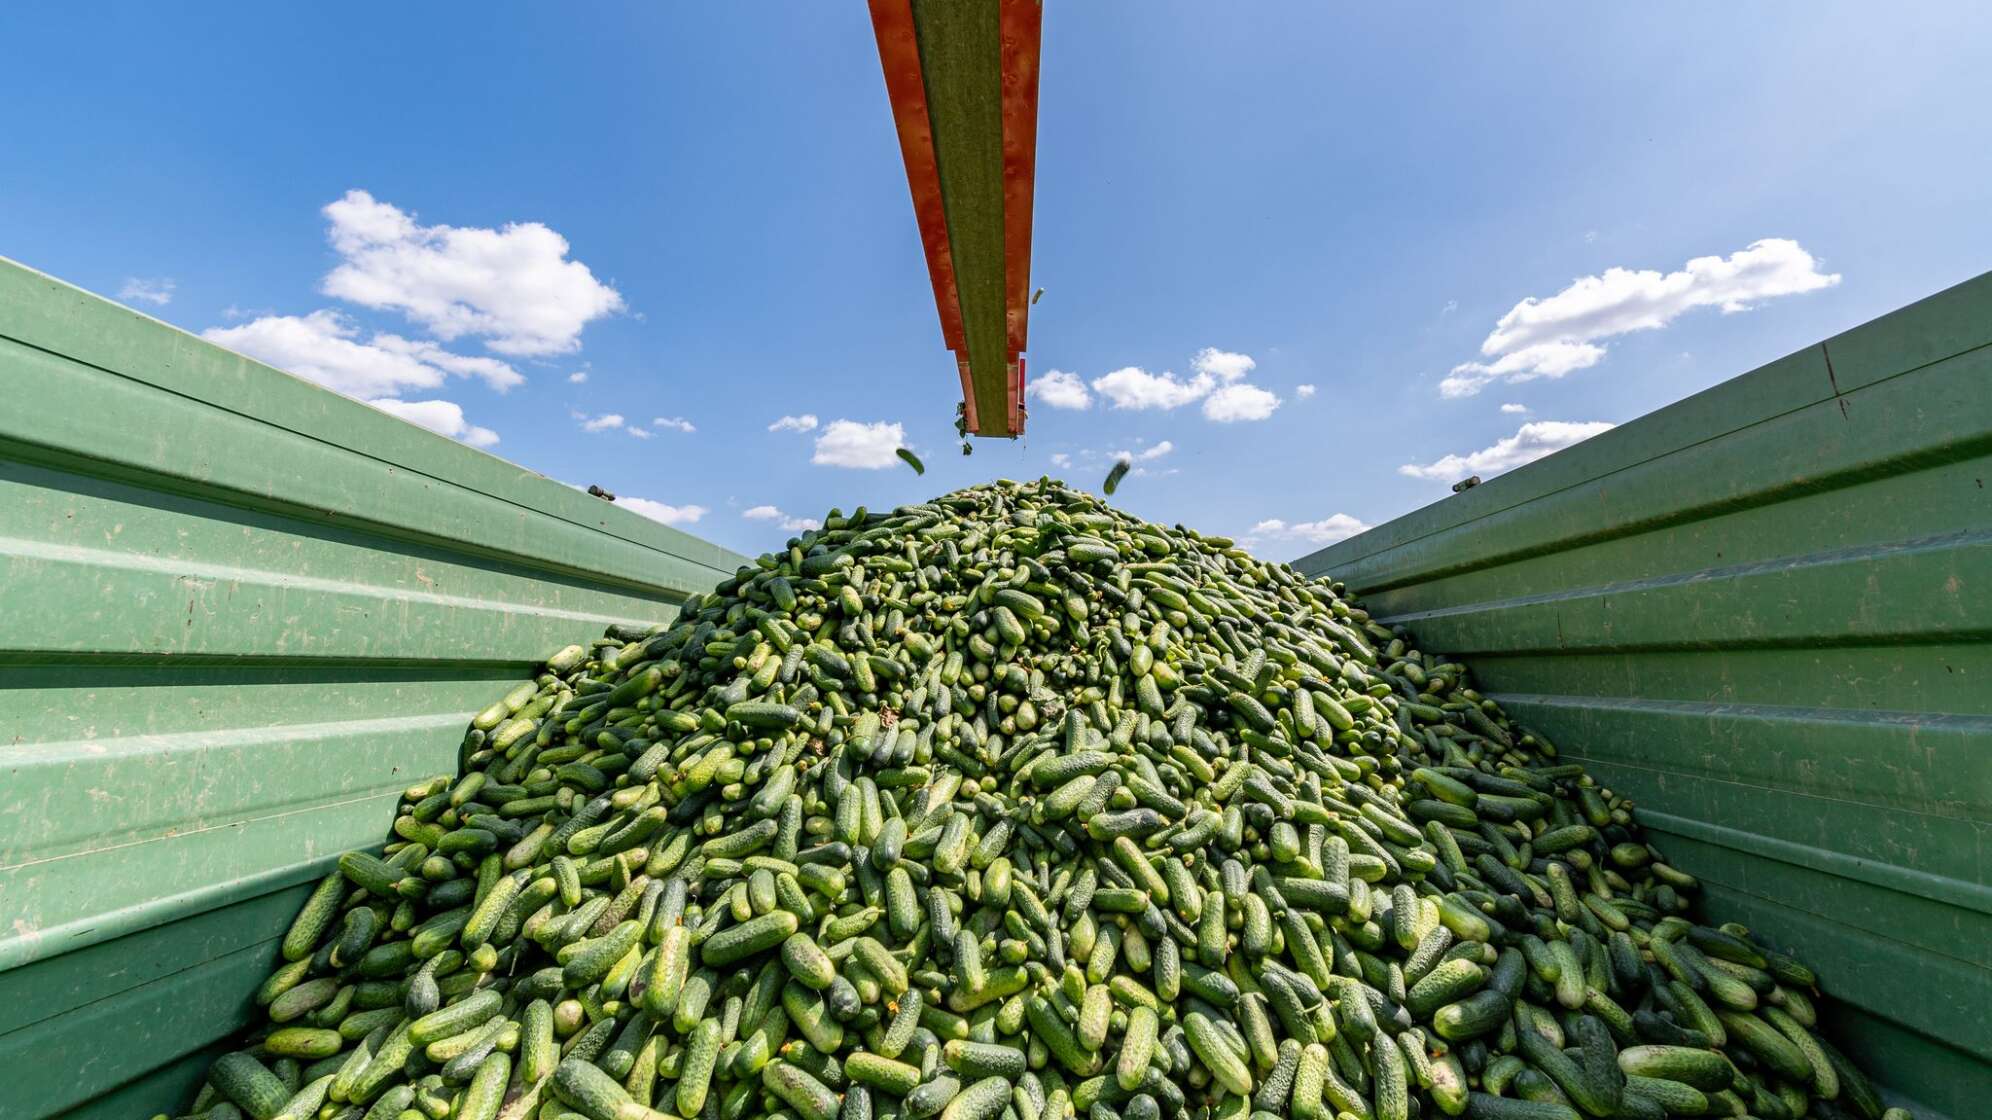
[869,0,1041,437]
[869,0,967,358]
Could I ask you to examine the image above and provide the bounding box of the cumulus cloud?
[1204,383,1281,422]
[1245,513,1373,548]
[627,427,651,439]
[812,420,906,469]
[742,505,822,533]
[1088,348,1280,420]
[119,277,176,306]
[1091,366,1211,411]
[203,310,522,398]
[652,416,695,433]
[1296,384,1317,399]
[568,371,589,383]
[367,397,499,448]
[1500,403,1529,414]
[1191,348,1256,383]
[769,414,819,433]
[1442,238,1839,397]
[1050,452,1072,469]
[320,189,623,356]
[618,497,708,526]
[580,413,625,432]
[1399,420,1616,480]
[1027,369,1092,410]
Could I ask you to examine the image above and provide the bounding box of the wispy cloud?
[579,412,625,432]
[769,414,819,433]
[652,416,696,433]
[367,397,499,448]
[742,504,822,532]
[1442,238,1839,398]
[1499,402,1529,414]
[1295,384,1317,399]
[1241,513,1372,553]
[1400,420,1615,480]
[618,497,707,526]
[203,310,522,398]
[119,277,176,306]
[568,370,588,383]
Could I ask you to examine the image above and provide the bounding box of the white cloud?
[1399,420,1616,481]
[369,333,524,391]
[1500,402,1530,414]
[1246,513,1373,547]
[812,420,906,469]
[1203,383,1282,422]
[1190,348,1256,383]
[1442,300,1458,315]
[119,277,176,306]
[1027,369,1092,410]
[319,189,623,356]
[627,427,651,439]
[581,413,625,432]
[1092,366,1213,411]
[568,371,588,383]
[769,414,819,433]
[1444,238,1839,396]
[366,397,499,448]
[203,310,522,398]
[1295,384,1317,399]
[652,416,696,433]
[1050,453,1072,469]
[618,497,708,526]
[1113,440,1174,463]
[1089,348,1279,420]
[742,505,821,532]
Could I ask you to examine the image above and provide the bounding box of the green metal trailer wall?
[0,259,748,1118]
[1296,273,1992,1119]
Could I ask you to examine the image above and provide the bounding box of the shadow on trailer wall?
[1295,272,1992,1120]
[0,259,749,1118]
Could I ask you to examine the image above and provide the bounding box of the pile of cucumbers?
[178,479,1909,1120]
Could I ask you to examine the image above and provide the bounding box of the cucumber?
[1616,1045,1732,1091]
[678,1018,723,1116]
[705,910,801,967]
[1623,1074,1709,1115]
[209,1053,292,1120]
[282,872,348,961]
[846,1051,923,1095]
[407,989,500,1046]
[1719,1010,1815,1082]
[1462,1093,1579,1120]
[763,1060,842,1120]
[945,1040,1027,1080]
[263,1028,344,1059]
[940,1076,1012,1120]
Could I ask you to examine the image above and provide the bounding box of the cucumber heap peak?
[187,479,1905,1120]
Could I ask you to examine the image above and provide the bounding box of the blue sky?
[4,4,1988,559]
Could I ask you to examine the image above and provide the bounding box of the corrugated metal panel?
[0,258,749,1118]
[1295,273,1992,1119]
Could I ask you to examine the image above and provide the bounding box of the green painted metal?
[0,257,748,1118]
[912,0,1013,434]
[1296,272,1992,1120]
